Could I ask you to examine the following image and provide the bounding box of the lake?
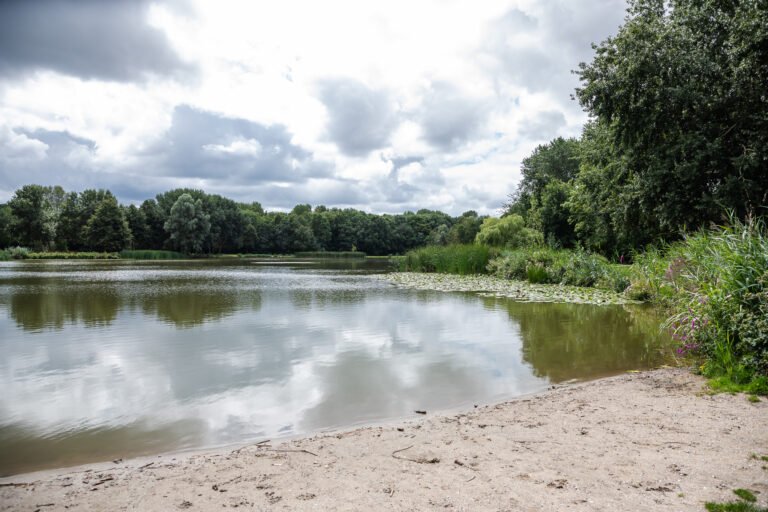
[0,259,671,476]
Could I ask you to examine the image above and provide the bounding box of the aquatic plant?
[120,250,186,260]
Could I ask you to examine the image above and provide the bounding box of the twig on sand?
[232,439,271,454]
[268,449,318,457]
[391,445,440,464]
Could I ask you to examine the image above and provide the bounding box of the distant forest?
[0,185,485,255]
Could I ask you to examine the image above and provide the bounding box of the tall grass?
[0,249,11,261]
[26,251,120,259]
[630,215,768,381]
[294,251,366,258]
[400,244,498,274]
[120,249,186,260]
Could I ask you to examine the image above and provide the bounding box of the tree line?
[504,0,767,257]
[0,185,485,255]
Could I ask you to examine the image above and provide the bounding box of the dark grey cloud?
[18,128,96,152]
[419,82,489,150]
[0,0,194,82]
[518,110,567,141]
[317,78,399,157]
[0,106,342,206]
[147,105,331,183]
[483,1,626,99]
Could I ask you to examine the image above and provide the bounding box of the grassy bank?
[398,217,768,394]
[627,217,768,393]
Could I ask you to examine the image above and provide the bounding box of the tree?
[139,199,166,249]
[123,205,147,249]
[475,215,542,248]
[0,204,14,248]
[163,193,210,255]
[8,185,53,250]
[575,0,768,240]
[84,197,132,252]
[57,189,115,250]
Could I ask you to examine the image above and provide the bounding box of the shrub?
[8,246,30,259]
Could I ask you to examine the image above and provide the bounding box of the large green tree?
[8,185,55,250]
[84,197,132,252]
[163,193,211,255]
[575,0,768,240]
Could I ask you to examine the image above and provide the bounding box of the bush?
[8,246,30,259]
[487,246,624,290]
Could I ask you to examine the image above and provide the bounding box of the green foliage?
[84,197,132,252]
[0,204,14,248]
[733,490,757,504]
[505,137,580,248]
[0,249,11,261]
[120,250,185,260]
[7,246,30,259]
[706,502,768,512]
[8,184,55,250]
[576,0,768,244]
[400,245,498,275]
[164,193,211,255]
[475,215,543,249]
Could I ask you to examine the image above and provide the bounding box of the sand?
[2,367,766,511]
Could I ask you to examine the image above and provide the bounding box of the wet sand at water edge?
[2,367,766,511]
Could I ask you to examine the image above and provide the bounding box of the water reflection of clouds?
[0,261,668,473]
[1,288,539,447]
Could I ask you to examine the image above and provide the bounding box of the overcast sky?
[0,0,627,215]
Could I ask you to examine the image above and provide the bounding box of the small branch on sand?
[391,445,440,464]
[92,476,114,487]
[267,449,318,457]
[232,440,271,454]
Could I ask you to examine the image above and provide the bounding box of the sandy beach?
[2,367,766,511]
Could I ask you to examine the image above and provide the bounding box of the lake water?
[0,259,671,476]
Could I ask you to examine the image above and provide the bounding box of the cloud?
[0,0,194,82]
[418,82,489,150]
[317,78,399,157]
[482,1,626,98]
[518,110,567,141]
[149,105,330,183]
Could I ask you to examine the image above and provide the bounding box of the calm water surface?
[0,259,671,476]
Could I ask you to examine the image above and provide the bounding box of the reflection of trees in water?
[136,287,261,328]
[485,298,672,382]
[10,287,120,330]
[9,283,262,331]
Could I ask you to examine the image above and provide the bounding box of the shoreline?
[2,368,766,511]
